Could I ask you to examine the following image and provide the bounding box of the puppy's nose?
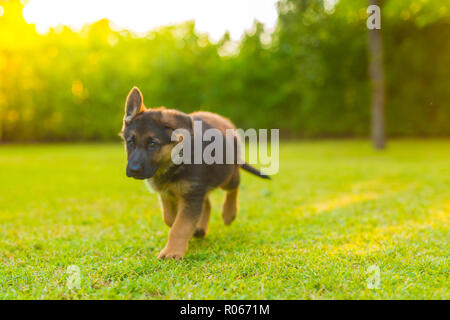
[127,162,143,175]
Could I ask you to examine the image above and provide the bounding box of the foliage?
[0,0,449,141]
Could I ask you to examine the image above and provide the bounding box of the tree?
[367,0,386,149]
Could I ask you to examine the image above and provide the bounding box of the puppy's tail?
[240,163,271,180]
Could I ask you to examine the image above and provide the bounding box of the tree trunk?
[368,0,386,150]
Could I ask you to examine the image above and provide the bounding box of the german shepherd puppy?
[121,87,269,260]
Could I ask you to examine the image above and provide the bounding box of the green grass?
[0,140,448,299]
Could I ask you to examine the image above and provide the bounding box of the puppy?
[120,87,269,259]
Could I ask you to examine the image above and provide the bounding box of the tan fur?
[160,193,177,227]
[123,87,146,127]
[160,109,193,132]
[222,188,239,225]
[194,196,211,238]
[190,111,236,134]
[157,197,201,260]
[153,143,173,163]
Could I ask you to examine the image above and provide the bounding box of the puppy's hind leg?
[221,167,240,226]
[222,187,239,226]
[194,196,211,238]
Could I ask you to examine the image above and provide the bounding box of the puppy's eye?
[127,138,135,148]
[147,139,157,148]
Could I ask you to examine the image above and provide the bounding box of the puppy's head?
[120,86,192,180]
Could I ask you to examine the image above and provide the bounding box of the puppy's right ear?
[124,87,146,124]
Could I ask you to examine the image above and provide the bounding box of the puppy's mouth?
[129,175,149,180]
[126,166,159,180]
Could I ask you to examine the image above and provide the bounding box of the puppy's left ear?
[124,86,146,124]
[160,109,193,133]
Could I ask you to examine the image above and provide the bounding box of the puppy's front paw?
[157,246,186,260]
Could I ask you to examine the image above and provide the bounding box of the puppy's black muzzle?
[126,163,159,180]
[126,148,160,180]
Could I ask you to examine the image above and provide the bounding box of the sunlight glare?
[22,0,278,40]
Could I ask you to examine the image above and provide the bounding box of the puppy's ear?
[160,109,193,133]
[124,87,146,124]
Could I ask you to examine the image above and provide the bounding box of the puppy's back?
[190,111,236,135]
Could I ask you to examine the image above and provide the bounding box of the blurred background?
[0,0,449,142]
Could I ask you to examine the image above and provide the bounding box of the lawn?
[0,140,448,299]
